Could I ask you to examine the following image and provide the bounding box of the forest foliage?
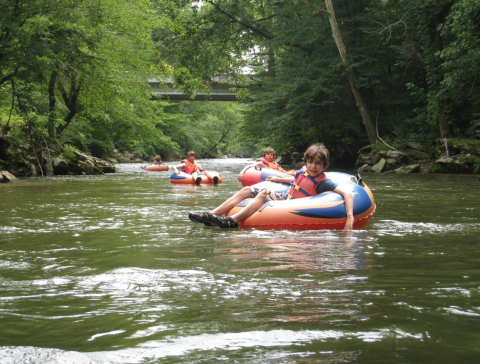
[1,0,479,171]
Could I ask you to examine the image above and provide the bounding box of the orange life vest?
[257,158,295,175]
[285,167,328,199]
[182,159,200,174]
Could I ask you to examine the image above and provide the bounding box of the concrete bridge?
[149,74,254,101]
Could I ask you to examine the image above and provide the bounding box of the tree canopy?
[155,0,480,162]
[1,0,479,172]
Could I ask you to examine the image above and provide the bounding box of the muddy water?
[1,159,479,363]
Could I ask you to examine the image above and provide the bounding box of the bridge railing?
[148,74,256,101]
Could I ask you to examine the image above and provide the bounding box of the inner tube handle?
[357,173,363,186]
[254,166,262,171]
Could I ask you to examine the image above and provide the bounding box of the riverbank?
[2,134,479,183]
[0,147,116,182]
[354,138,480,175]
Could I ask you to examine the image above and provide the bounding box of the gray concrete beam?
[149,79,240,101]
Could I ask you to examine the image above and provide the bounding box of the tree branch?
[375,110,399,151]
[206,0,274,40]
[301,0,329,14]
[366,8,415,43]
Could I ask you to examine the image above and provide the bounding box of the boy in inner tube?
[173,150,218,185]
[237,147,295,183]
[190,144,354,229]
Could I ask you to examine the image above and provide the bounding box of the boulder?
[355,154,381,168]
[357,164,372,173]
[436,156,454,163]
[371,158,386,173]
[74,149,90,162]
[1,170,17,183]
[386,150,408,162]
[406,142,427,151]
[394,164,420,174]
[435,138,480,158]
[53,158,69,175]
[353,138,478,175]
[405,149,429,160]
[78,160,95,175]
[429,155,476,173]
[73,149,115,174]
[384,158,399,171]
[96,159,116,173]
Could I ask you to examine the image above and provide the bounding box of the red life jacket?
[285,167,328,199]
[257,158,295,175]
[182,159,200,174]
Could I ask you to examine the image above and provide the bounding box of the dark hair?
[154,155,162,161]
[187,150,196,157]
[303,144,330,166]
[263,147,275,157]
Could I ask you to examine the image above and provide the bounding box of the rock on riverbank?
[0,149,116,182]
[356,139,480,174]
[39,149,116,176]
[1,170,17,183]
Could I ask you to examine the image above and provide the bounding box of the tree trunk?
[267,45,276,78]
[57,73,81,134]
[438,94,454,138]
[47,71,57,139]
[324,0,377,144]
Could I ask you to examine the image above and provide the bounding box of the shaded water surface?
[1,159,479,363]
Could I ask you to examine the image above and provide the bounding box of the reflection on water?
[1,161,480,363]
[217,231,374,272]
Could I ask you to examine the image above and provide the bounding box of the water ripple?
[374,220,480,235]
[0,327,426,363]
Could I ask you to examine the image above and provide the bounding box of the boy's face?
[305,157,325,178]
[264,152,275,162]
[187,155,196,162]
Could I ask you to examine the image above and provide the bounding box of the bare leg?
[191,172,198,183]
[203,170,215,180]
[211,187,252,216]
[229,190,267,223]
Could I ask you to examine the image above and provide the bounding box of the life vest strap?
[289,168,320,198]
[290,183,312,197]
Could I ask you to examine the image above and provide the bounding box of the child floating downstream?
[189,144,375,230]
[172,150,220,185]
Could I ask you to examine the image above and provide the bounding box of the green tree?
[162,101,244,158]
[390,0,457,138]
[438,0,480,137]
[1,0,180,166]
[153,0,258,95]
[155,0,383,148]
[300,0,377,144]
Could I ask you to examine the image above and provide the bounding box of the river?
[1,159,479,363]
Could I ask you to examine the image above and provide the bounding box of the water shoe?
[189,212,215,226]
[209,214,239,228]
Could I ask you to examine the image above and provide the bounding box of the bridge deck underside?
[150,85,237,101]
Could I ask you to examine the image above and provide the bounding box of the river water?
[1,159,479,363]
